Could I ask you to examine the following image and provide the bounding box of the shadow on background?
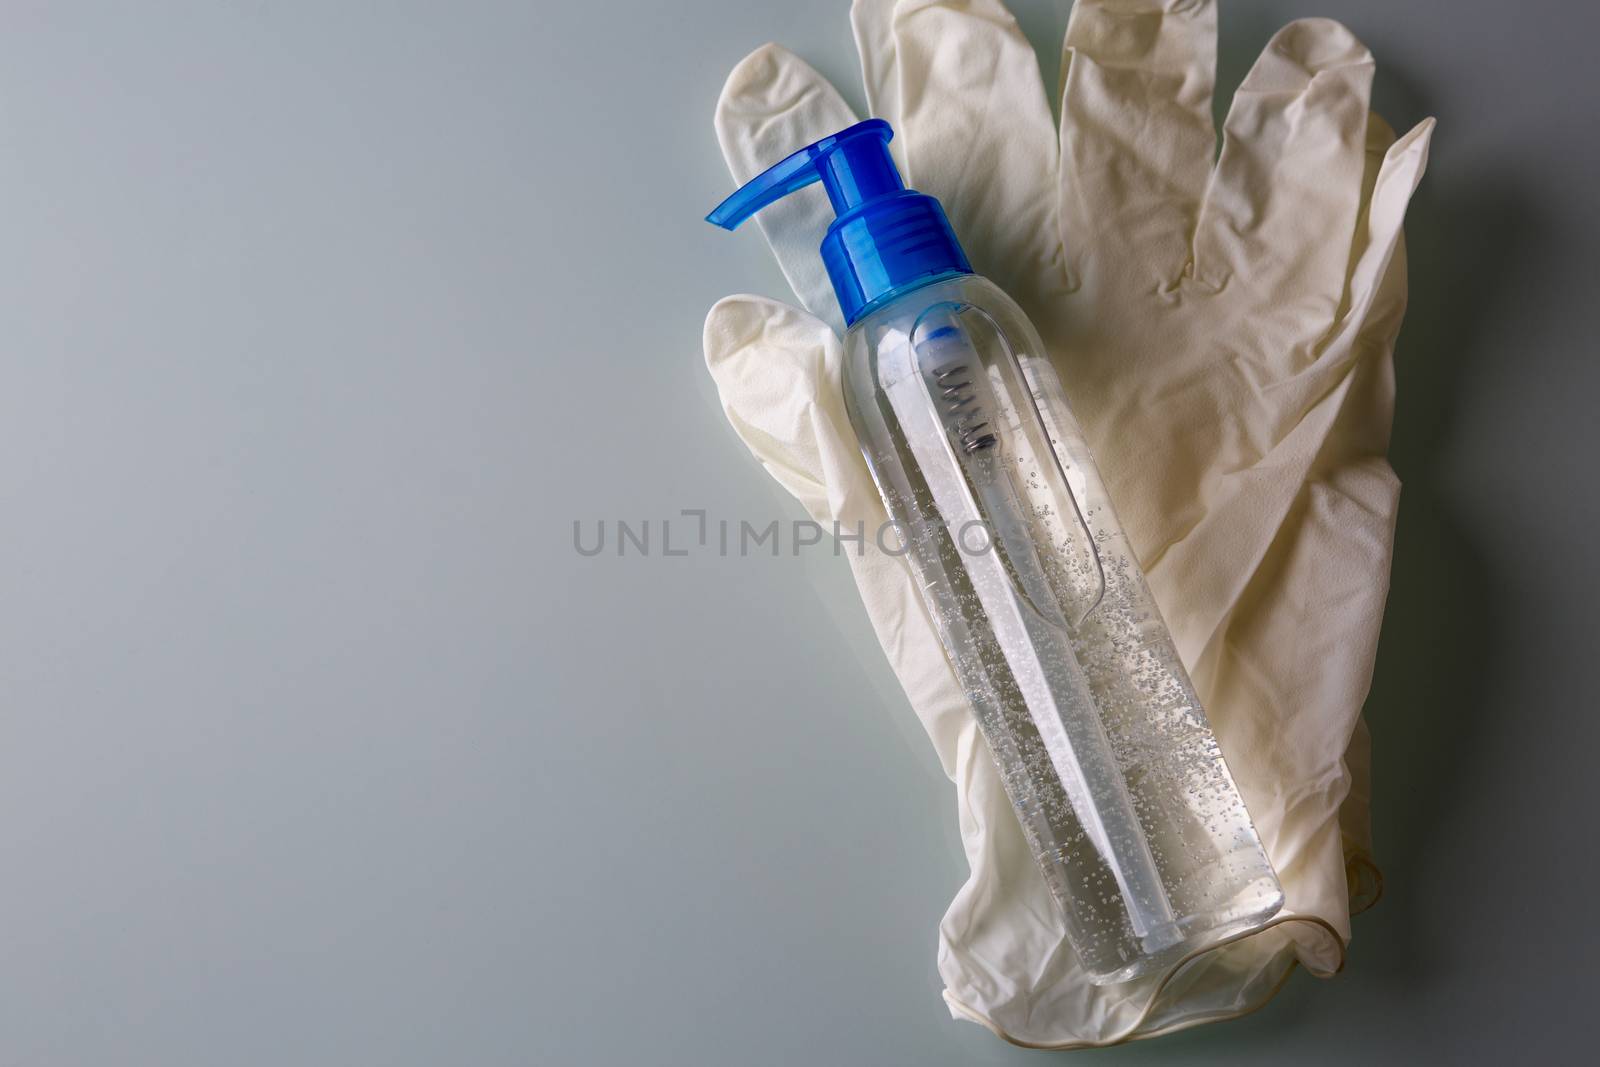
[1354,67,1526,982]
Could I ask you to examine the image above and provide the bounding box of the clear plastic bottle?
[710,120,1282,983]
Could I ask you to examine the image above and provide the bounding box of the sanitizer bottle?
[709,120,1283,984]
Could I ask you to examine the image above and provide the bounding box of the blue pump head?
[707,119,971,325]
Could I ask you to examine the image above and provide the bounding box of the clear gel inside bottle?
[708,119,1284,983]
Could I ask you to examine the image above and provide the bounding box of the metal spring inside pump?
[934,364,998,455]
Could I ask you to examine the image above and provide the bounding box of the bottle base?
[1086,881,1286,987]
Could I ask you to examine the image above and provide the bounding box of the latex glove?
[704,0,1432,1047]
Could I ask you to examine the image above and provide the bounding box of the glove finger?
[715,45,860,334]
[850,0,902,164]
[1057,0,1218,288]
[703,294,848,520]
[1313,118,1430,910]
[1251,115,1433,401]
[1192,19,1374,304]
[1333,118,1434,357]
[852,0,1063,306]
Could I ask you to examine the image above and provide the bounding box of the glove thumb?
[703,295,863,527]
[704,293,976,777]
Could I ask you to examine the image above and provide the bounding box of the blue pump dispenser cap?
[707,119,971,325]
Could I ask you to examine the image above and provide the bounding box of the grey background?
[0,1,1593,1064]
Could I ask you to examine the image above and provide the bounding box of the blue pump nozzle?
[707,119,971,325]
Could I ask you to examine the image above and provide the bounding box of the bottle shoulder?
[846,273,1012,340]
[842,273,1045,384]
